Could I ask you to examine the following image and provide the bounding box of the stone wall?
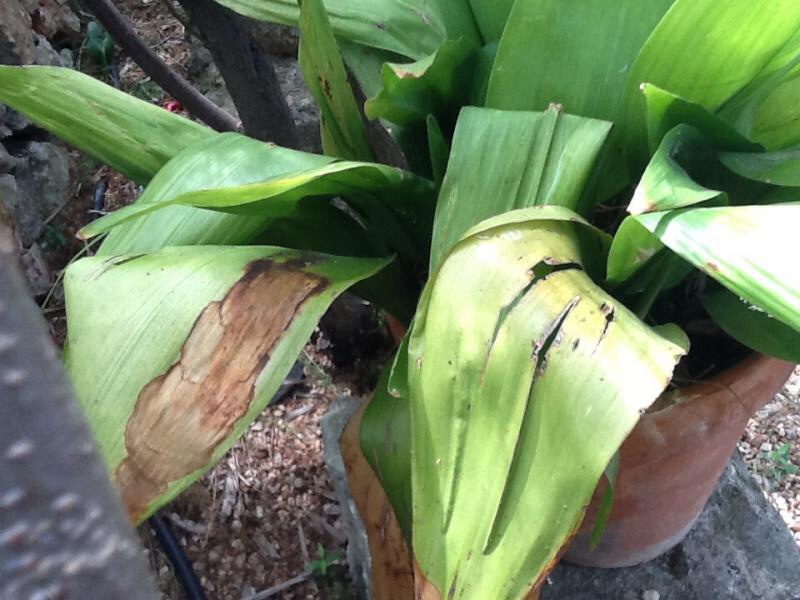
[0,0,80,295]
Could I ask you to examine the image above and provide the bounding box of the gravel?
[739,366,800,547]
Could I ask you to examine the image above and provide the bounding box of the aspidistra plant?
[2,0,800,598]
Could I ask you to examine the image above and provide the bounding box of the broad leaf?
[609,125,728,295]
[719,146,800,187]
[467,0,514,43]
[635,204,800,333]
[360,354,413,538]
[606,217,665,287]
[486,0,673,198]
[82,133,435,263]
[747,75,800,151]
[716,39,800,144]
[365,38,477,129]
[298,0,373,161]
[622,0,800,161]
[64,245,388,522]
[429,106,612,270]
[702,286,800,363]
[640,84,760,156]
[488,0,673,124]
[426,115,449,187]
[0,66,213,184]
[408,209,686,599]
[338,40,400,100]
[213,0,480,61]
[628,125,725,215]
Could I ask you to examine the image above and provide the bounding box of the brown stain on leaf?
[115,259,328,521]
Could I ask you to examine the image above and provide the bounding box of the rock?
[23,0,81,47]
[0,0,36,65]
[58,46,72,67]
[32,32,70,67]
[243,20,300,57]
[321,396,371,600]
[274,57,321,153]
[1,108,32,137]
[18,241,52,296]
[186,39,240,119]
[7,140,71,219]
[187,38,320,152]
[542,452,800,600]
[0,174,41,246]
[0,144,17,174]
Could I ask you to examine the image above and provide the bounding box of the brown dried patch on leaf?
[115,259,328,521]
[341,404,416,599]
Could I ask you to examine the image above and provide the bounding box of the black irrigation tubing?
[151,361,305,599]
[149,513,207,600]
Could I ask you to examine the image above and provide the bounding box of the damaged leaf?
[406,210,687,598]
[64,245,388,521]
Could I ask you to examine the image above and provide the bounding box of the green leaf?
[608,124,728,293]
[0,66,213,184]
[606,219,694,300]
[719,146,800,187]
[407,211,686,598]
[364,38,477,129]
[486,1,678,202]
[426,115,449,187]
[748,75,800,151]
[360,353,413,539]
[64,245,389,522]
[590,453,619,549]
[467,41,498,107]
[702,286,800,363]
[467,0,514,43]
[429,106,612,271]
[622,0,800,162]
[338,40,400,100]
[606,217,667,285]
[716,32,800,143]
[640,84,760,156]
[86,21,115,68]
[628,125,725,215]
[213,0,480,61]
[487,0,673,123]
[298,0,372,161]
[82,133,435,263]
[634,204,800,333]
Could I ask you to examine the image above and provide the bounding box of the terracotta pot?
[564,354,794,568]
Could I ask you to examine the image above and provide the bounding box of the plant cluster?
[1,1,799,597]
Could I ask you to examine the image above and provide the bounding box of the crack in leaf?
[442,262,580,530]
[482,295,581,555]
